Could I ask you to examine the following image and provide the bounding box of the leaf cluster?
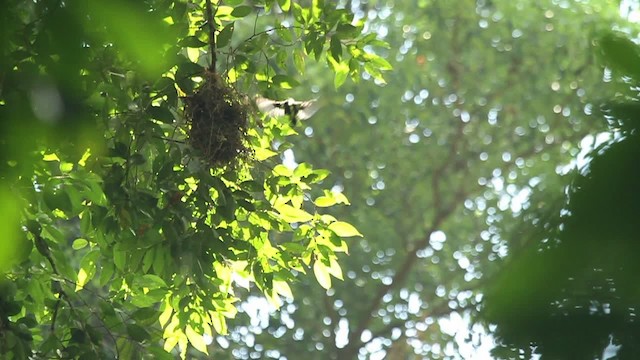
[0,0,385,358]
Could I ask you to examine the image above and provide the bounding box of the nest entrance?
[184,72,251,167]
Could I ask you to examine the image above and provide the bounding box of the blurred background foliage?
[218,1,640,360]
[483,31,640,359]
[2,0,640,359]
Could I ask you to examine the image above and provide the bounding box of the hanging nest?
[184,71,251,167]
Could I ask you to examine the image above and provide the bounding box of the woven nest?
[184,72,251,167]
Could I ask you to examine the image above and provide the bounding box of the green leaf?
[336,23,360,38]
[131,290,166,307]
[304,169,330,183]
[135,274,168,289]
[127,324,151,342]
[328,221,362,237]
[231,5,252,18]
[179,36,207,48]
[218,189,236,221]
[72,238,88,250]
[330,36,342,61]
[292,3,305,24]
[99,261,114,287]
[329,56,349,88]
[240,180,264,192]
[217,23,235,48]
[142,248,155,273]
[293,47,306,74]
[599,32,640,80]
[153,248,167,275]
[293,162,313,177]
[367,53,393,70]
[272,74,300,89]
[276,27,293,43]
[175,61,204,92]
[113,246,127,271]
[147,105,174,123]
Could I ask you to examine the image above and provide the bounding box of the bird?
[255,96,319,125]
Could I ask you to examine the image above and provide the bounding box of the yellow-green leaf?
[273,279,293,299]
[333,192,351,205]
[76,249,99,291]
[76,268,89,292]
[328,256,344,280]
[328,221,362,237]
[329,56,349,88]
[314,196,336,207]
[72,238,88,250]
[274,203,314,223]
[255,147,278,161]
[210,311,227,334]
[43,153,60,161]
[186,325,208,354]
[313,260,332,289]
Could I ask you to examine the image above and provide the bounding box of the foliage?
[0,0,387,358]
[482,30,640,360]
[215,1,636,359]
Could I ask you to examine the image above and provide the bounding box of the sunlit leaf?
[329,56,349,88]
[274,203,314,223]
[76,249,99,291]
[273,279,294,299]
[72,238,88,250]
[278,0,291,11]
[314,196,336,207]
[313,261,332,289]
[255,147,278,161]
[328,221,362,237]
[210,311,227,334]
[186,325,208,354]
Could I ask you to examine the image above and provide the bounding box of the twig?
[205,0,217,72]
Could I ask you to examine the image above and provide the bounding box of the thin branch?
[205,0,217,72]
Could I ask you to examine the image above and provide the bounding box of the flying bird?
[256,97,319,125]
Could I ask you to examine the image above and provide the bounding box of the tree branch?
[205,0,217,72]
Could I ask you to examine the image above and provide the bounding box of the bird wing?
[295,99,320,120]
[256,96,319,120]
[255,96,277,112]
